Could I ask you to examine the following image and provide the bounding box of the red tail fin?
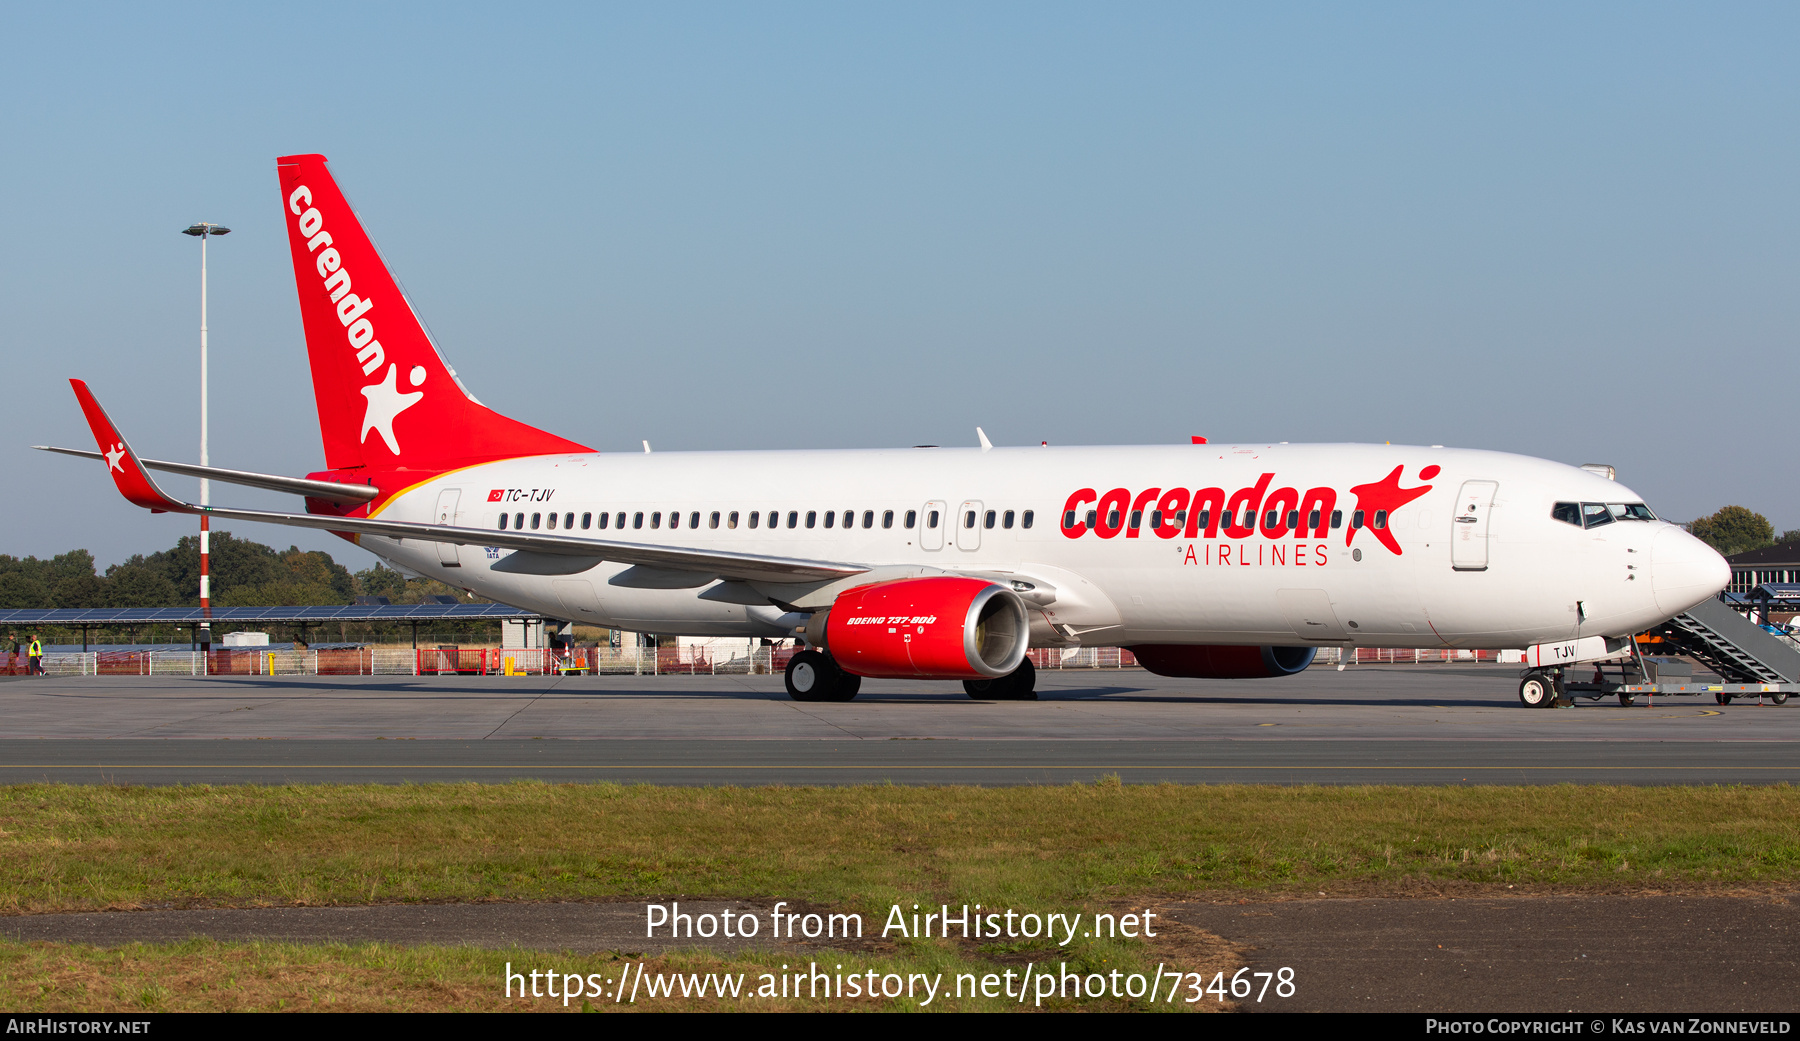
[276,154,592,471]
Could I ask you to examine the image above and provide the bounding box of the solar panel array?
[0,604,541,625]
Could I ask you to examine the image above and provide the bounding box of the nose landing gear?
[1518,670,1559,708]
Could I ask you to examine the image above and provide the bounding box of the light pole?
[182,222,229,654]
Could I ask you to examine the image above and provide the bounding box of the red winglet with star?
[1345,464,1437,555]
[68,379,193,516]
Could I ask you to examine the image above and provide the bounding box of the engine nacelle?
[1128,644,1317,679]
[822,576,1030,679]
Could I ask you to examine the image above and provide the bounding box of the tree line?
[1685,507,1800,558]
[0,532,499,646]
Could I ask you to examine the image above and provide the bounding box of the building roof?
[1725,543,1800,567]
[0,604,541,626]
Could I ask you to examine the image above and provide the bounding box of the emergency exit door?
[1451,481,1497,571]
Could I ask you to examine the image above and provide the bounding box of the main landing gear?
[964,658,1037,701]
[785,649,862,703]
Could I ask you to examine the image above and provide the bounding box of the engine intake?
[1128,644,1317,679]
[823,576,1029,679]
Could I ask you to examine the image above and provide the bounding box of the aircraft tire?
[1518,672,1556,708]
[786,650,838,703]
[825,671,862,702]
[964,659,1037,701]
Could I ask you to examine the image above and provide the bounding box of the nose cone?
[1651,525,1731,617]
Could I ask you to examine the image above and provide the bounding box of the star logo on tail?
[104,442,126,472]
[1346,464,1434,555]
[359,363,425,456]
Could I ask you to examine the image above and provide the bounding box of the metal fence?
[0,644,1511,678]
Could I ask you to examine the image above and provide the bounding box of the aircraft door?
[1451,481,1497,572]
[434,489,462,566]
[921,500,947,550]
[956,500,983,551]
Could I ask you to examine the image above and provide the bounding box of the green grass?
[2,782,1796,915]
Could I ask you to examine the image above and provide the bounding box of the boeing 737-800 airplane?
[49,154,1731,705]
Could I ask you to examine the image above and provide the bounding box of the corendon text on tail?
[52,153,1731,705]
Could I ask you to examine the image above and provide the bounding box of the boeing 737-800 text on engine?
[48,154,1731,704]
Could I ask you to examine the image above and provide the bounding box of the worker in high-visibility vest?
[27,635,43,676]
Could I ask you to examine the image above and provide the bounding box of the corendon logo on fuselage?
[287,184,424,457]
[1059,465,1438,567]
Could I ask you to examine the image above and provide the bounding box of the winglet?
[68,379,194,515]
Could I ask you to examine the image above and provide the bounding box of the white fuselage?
[352,442,1728,650]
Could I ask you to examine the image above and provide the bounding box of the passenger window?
[863,510,875,528]
[1003,510,1015,529]
[498,514,508,530]
[1352,510,1364,529]
[615,512,626,530]
[1264,510,1277,528]
[928,510,940,529]
[824,511,835,528]
[964,511,976,529]
[749,511,760,529]
[709,512,720,529]
[1581,502,1614,529]
[1332,510,1343,529]
[652,512,662,529]
[1308,509,1320,530]
[1373,510,1387,529]
[788,511,799,528]
[806,511,816,529]
[1552,502,1582,526]
[547,513,557,530]
[633,512,644,529]
[1086,510,1097,529]
[1129,510,1142,530]
[1149,510,1161,530]
[1173,510,1185,527]
[728,511,738,529]
[582,512,592,530]
[690,511,700,529]
[515,512,525,529]
[1196,510,1209,530]
[984,510,996,529]
[1287,511,1299,530]
[565,512,575,529]
[1021,510,1033,529]
[670,512,680,529]
[1107,510,1121,529]
[903,510,914,529]
[531,513,542,530]
[1063,511,1077,530]
[598,512,609,529]
[843,510,854,528]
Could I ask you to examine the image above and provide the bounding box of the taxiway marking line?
[6,764,1798,772]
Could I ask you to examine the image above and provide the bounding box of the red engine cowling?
[822,576,1029,679]
[1128,644,1317,679]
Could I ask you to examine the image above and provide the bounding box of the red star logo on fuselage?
[1346,465,1434,555]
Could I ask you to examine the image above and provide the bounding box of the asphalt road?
[0,665,1793,785]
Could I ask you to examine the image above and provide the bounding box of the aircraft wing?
[65,379,867,586]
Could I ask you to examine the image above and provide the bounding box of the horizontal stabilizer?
[33,445,377,505]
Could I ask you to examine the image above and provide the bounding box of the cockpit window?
[1616,503,1657,521]
[1552,502,1582,526]
[1581,503,1614,528]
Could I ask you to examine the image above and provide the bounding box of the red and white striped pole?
[183,223,229,662]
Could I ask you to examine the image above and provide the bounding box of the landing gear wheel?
[1618,690,1636,707]
[964,659,1037,701]
[825,672,862,702]
[1519,671,1556,708]
[786,650,838,702]
[1715,691,1734,705]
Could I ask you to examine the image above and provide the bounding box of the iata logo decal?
[289,183,424,457]
[1059,465,1439,567]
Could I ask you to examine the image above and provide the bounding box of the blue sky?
[3,3,1796,569]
